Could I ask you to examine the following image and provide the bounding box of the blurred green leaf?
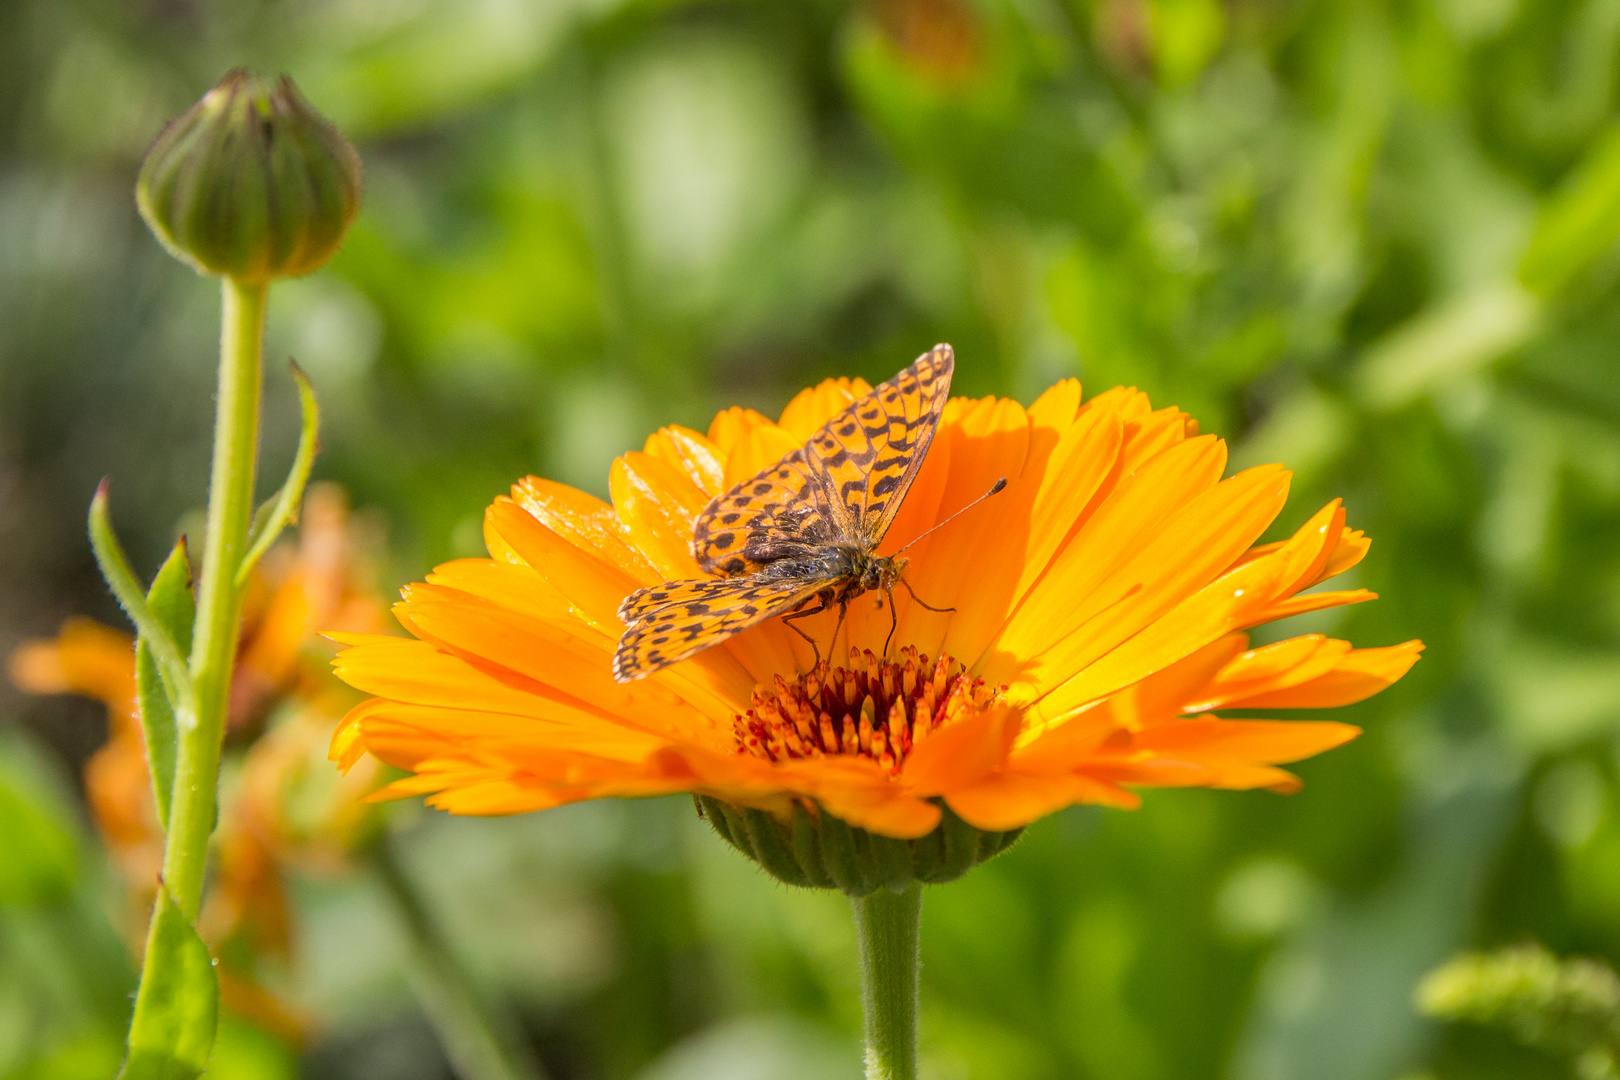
[0,762,77,907]
[1149,0,1226,87]
[117,888,218,1080]
[135,540,194,833]
[1354,281,1541,408]
[1521,125,1620,297]
[204,1017,299,1080]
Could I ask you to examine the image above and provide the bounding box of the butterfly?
[613,344,998,683]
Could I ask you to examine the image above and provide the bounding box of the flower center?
[732,646,1000,773]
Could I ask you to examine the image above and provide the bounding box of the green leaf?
[136,541,195,832]
[87,482,195,722]
[117,888,219,1080]
[0,764,78,906]
[237,360,320,588]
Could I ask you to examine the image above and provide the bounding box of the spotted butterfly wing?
[691,344,954,576]
[612,574,829,682]
[808,344,953,548]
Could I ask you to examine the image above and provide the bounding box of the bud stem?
[852,882,923,1080]
[162,276,266,918]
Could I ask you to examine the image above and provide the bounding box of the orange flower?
[8,484,387,1016]
[332,375,1421,851]
[10,618,163,888]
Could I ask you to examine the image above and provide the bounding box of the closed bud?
[137,69,362,282]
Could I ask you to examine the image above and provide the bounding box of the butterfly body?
[772,546,909,610]
[612,346,953,683]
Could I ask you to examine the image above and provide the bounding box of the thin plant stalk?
[852,882,923,1080]
[371,834,548,1080]
[162,276,266,919]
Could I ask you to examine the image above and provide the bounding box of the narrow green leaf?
[88,482,195,720]
[117,887,218,1080]
[136,541,195,831]
[236,361,320,587]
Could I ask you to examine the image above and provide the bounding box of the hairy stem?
[161,276,266,917]
[852,882,922,1080]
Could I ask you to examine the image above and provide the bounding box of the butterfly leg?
[781,602,828,669]
[899,576,955,614]
[882,587,899,657]
[827,601,850,665]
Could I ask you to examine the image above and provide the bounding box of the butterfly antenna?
[893,477,1007,555]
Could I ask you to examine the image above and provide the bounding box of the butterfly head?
[865,554,908,595]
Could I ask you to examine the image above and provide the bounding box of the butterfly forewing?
[805,345,952,548]
[690,345,953,575]
[612,573,830,682]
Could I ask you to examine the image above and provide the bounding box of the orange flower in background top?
[331,348,1422,852]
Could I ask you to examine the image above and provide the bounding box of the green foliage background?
[4,0,1620,1077]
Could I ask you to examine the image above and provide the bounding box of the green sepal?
[702,797,1021,897]
[117,886,219,1080]
[818,811,873,894]
[136,541,195,832]
[743,807,812,887]
[790,804,837,889]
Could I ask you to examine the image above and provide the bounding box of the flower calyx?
[698,796,1020,896]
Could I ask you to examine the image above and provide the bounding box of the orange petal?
[1244,588,1376,625]
[900,702,1017,794]
[946,770,1138,830]
[1215,641,1424,709]
[1117,405,1198,475]
[778,376,873,438]
[1130,717,1362,763]
[813,783,941,838]
[874,397,1030,660]
[1179,634,1350,713]
[989,434,1231,674]
[1005,463,1290,701]
[707,407,774,456]
[644,425,726,497]
[511,477,651,577]
[1006,402,1123,612]
[611,452,710,579]
[722,422,805,491]
[1031,495,1340,720]
[1026,378,1083,428]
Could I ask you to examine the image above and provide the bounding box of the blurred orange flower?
[8,484,388,1036]
[331,378,1421,839]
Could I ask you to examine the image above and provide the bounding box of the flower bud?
[698,796,1020,895]
[137,70,362,282]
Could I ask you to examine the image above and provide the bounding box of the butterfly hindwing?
[689,448,843,577]
[612,572,830,682]
[690,345,953,576]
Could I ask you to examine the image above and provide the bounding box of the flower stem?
[159,276,267,919]
[852,882,923,1080]
[372,835,548,1080]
